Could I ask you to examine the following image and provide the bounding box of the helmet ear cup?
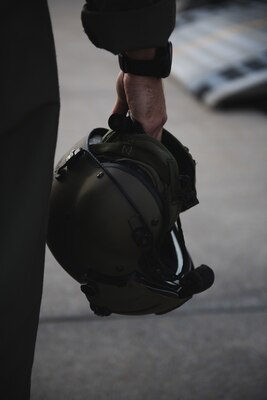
[162,129,199,212]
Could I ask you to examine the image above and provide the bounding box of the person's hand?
[112,49,167,141]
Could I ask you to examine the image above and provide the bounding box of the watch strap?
[118,42,172,78]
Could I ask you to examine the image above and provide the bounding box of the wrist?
[118,42,172,79]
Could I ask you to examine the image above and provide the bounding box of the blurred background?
[32,1,267,399]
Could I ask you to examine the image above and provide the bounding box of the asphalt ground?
[31,1,267,399]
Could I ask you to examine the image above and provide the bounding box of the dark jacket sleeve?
[81,0,176,54]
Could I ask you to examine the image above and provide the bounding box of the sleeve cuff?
[81,0,176,55]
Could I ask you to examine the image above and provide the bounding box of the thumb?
[112,72,128,115]
[112,97,129,115]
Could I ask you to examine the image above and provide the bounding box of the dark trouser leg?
[0,1,60,398]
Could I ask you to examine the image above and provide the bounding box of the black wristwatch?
[118,42,172,78]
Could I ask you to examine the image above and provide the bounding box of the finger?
[152,128,163,141]
[112,72,128,115]
[112,96,129,115]
[143,124,163,141]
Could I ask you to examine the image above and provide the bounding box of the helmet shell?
[47,125,204,315]
[48,133,166,282]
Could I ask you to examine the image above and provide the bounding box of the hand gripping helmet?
[47,115,214,316]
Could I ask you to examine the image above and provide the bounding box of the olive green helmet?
[47,116,214,316]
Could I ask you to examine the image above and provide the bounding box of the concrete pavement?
[31,1,267,399]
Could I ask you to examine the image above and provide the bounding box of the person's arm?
[112,66,167,141]
[81,1,176,140]
[81,0,176,54]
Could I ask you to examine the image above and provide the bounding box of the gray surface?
[32,1,267,399]
[171,0,267,106]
